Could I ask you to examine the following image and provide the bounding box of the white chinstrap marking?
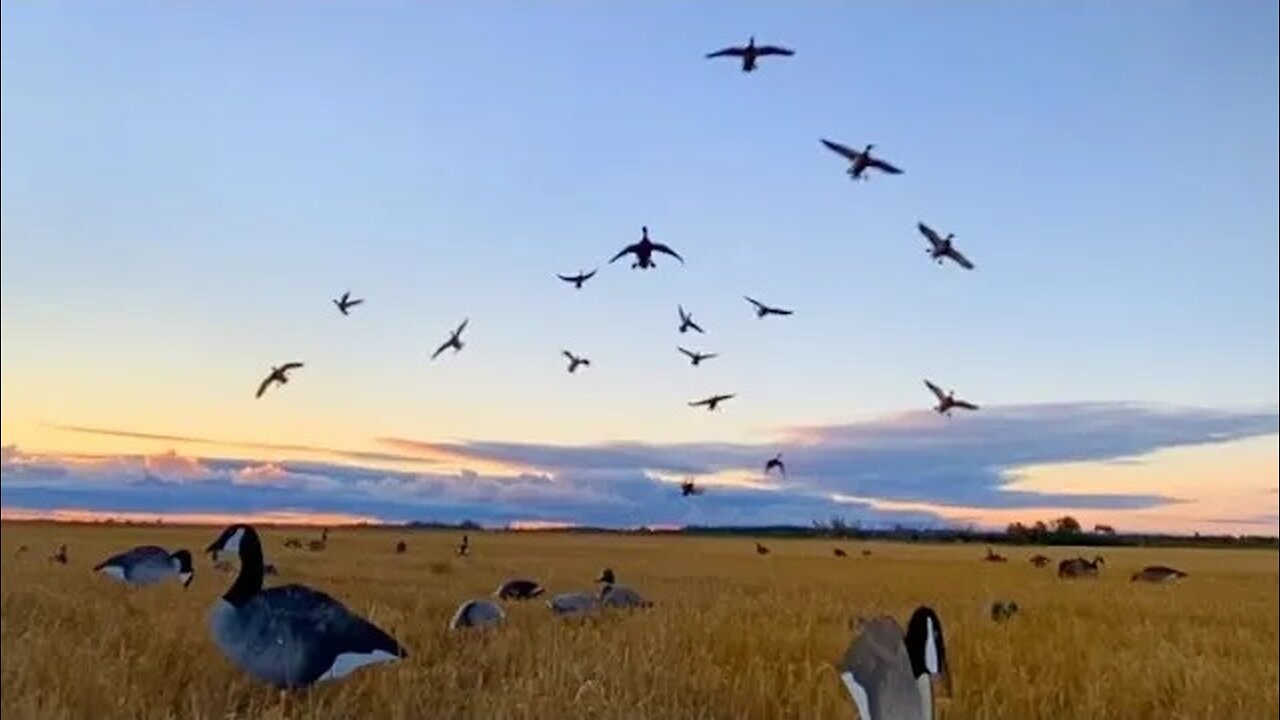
[319,649,400,682]
[840,671,872,720]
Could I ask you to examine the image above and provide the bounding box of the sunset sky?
[2,3,1277,533]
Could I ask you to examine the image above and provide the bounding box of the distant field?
[2,522,1276,720]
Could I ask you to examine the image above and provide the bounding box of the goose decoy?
[609,226,684,270]
[205,524,406,688]
[430,319,469,361]
[16,544,29,555]
[755,542,770,556]
[1131,565,1188,583]
[283,538,304,550]
[50,544,69,565]
[556,269,597,289]
[680,478,705,497]
[1029,554,1051,568]
[745,296,793,318]
[924,380,979,416]
[862,549,873,557]
[688,393,735,412]
[332,291,364,316]
[456,535,470,557]
[562,350,590,373]
[705,36,794,73]
[595,568,651,609]
[394,540,407,554]
[834,548,848,558]
[307,528,328,552]
[1057,556,1105,579]
[916,223,975,270]
[764,453,786,477]
[837,606,951,720]
[677,305,704,334]
[548,592,600,617]
[820,139,903,181]
[256,362,303,399]
[494,578,545,600]
[677,346,717,366]
[982,547,1008,563]
[95,546,194,587]
[990,600,1020,622]
[449,599,505,630]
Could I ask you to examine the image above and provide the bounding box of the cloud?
[5,403,1276,529]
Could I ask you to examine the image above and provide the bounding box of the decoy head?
[596,567,616,585]
[904,606,951,697]
[170,549,195,587]
[206,524,253,558]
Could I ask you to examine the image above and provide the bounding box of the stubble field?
[1,522,1276,720]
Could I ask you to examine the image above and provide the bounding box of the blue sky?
[2,3,1277,531]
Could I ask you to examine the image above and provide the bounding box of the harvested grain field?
[2,522,1276,720]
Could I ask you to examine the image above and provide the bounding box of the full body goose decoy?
[1131,565,1188,583]
[548,592,600,617]
[456,534,470,557]
[557,269,597,289]
[834,548,849,558]
[95,546,194,587]
[705,36,794,73]
[755,542,771,556]
[562,350,590,373]
[982,547,1008,563]
[1058,556,1105,579]
[916,223,975,270]
[205,524,406,688]
[924,380,979,416]
[495,578,545,600]
[596,568,651,609]
[678,346,717,366]
[764,453,786,477]
[689,393,735,412]
[677,305,704,334]
[609,226,684,270]
[1029,554,1052,568]
[332,291,364,315]
[745,296,793,318]
[820,139,903,181]
[449,599,505,630]
[307,528,328,552]
[394,540,407,554]
[256,363,303,399]
[837,606,951,720]
[50,544,68,565]
[431,320,469,361]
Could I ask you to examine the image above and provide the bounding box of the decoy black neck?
[224,528,264,607]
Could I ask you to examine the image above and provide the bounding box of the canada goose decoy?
[430,319,469,361]
[745,296,794,318]
[595,568,651,609]
[834,548,848,558]
[95,546,194,587]
[862,549,873,557]
[256,362,303,399]
[283,538,304,550]
[1131,565,1188,583]
[680,478,705,497]
[677,305,704,334]
[307,528,329,552]
[394,540,407,554]
[677,346,717,366]
[548,592,600,617]
[837,606,951,720]
[332,291,364,316]
[755,542,770,556]
[688,393,735,411]
[820,139,904,181]
[495,578,545,600]
[449,599,505,630]
[562,350,590,373]
[982,547,1008,563]
[916,223,975,270]
[556,269,597,289]
[705,36,794,73]
[205,524,406,688]
[764,453,786,477]
[50,544,68,565]
[456,534,470,557]
[609,226,684,270]
[1057,556,1105,579]
[924,380,979,416]
[990,600,1020,622]
[1029,554,1051,568]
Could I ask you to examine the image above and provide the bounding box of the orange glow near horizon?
[0,507,382,527]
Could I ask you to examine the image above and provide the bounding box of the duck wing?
[944,247,975,270]
[866,157,903,174]
[755,45,794,56]
[820,139,861,162]
[923,379,948,402]
[650,242,684,263]
[917,223,945,250]
[609,243,641,264]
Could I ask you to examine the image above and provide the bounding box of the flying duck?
[332,291,364,316]
[494,578,545,600]
[95,546,194,587]
[820,139,904,180]
[562,350,590,373]
[677,305,704,334]
[677,346,717,366]
[609,226,684,270]
[705,36,794,72]
[556,269,597,289]
[1131,565,1188,583]
[745,296,793,318]
[256,362,303,399]
[836,607,951,720]
[924,380,979,416]
[916,223,975,270]
[689,393,735,411]
[205,524,406,688]
[431,319,469,361]
[449,599,506,630]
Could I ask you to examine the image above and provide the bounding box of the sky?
[2,2,1277,533]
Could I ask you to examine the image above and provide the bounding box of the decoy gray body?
[495,578,545,600]
[1058,556,1105,579]
[837,606,951,720]
[609,227,684,270]
[95,545,194,587]
[256,363,303,399]
[1131,565,1188,583]
[821,139,903,180]
[548,592,600,617]
[204,524,406,689]
[705,36,794,72]
[449,599,505,630]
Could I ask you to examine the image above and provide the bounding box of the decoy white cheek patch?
[925,617,939,674]
[180,571,194,586]
[224,528,244,553]
[320,649,400,682]
[100,566,127,581]
[840,671,871,720]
